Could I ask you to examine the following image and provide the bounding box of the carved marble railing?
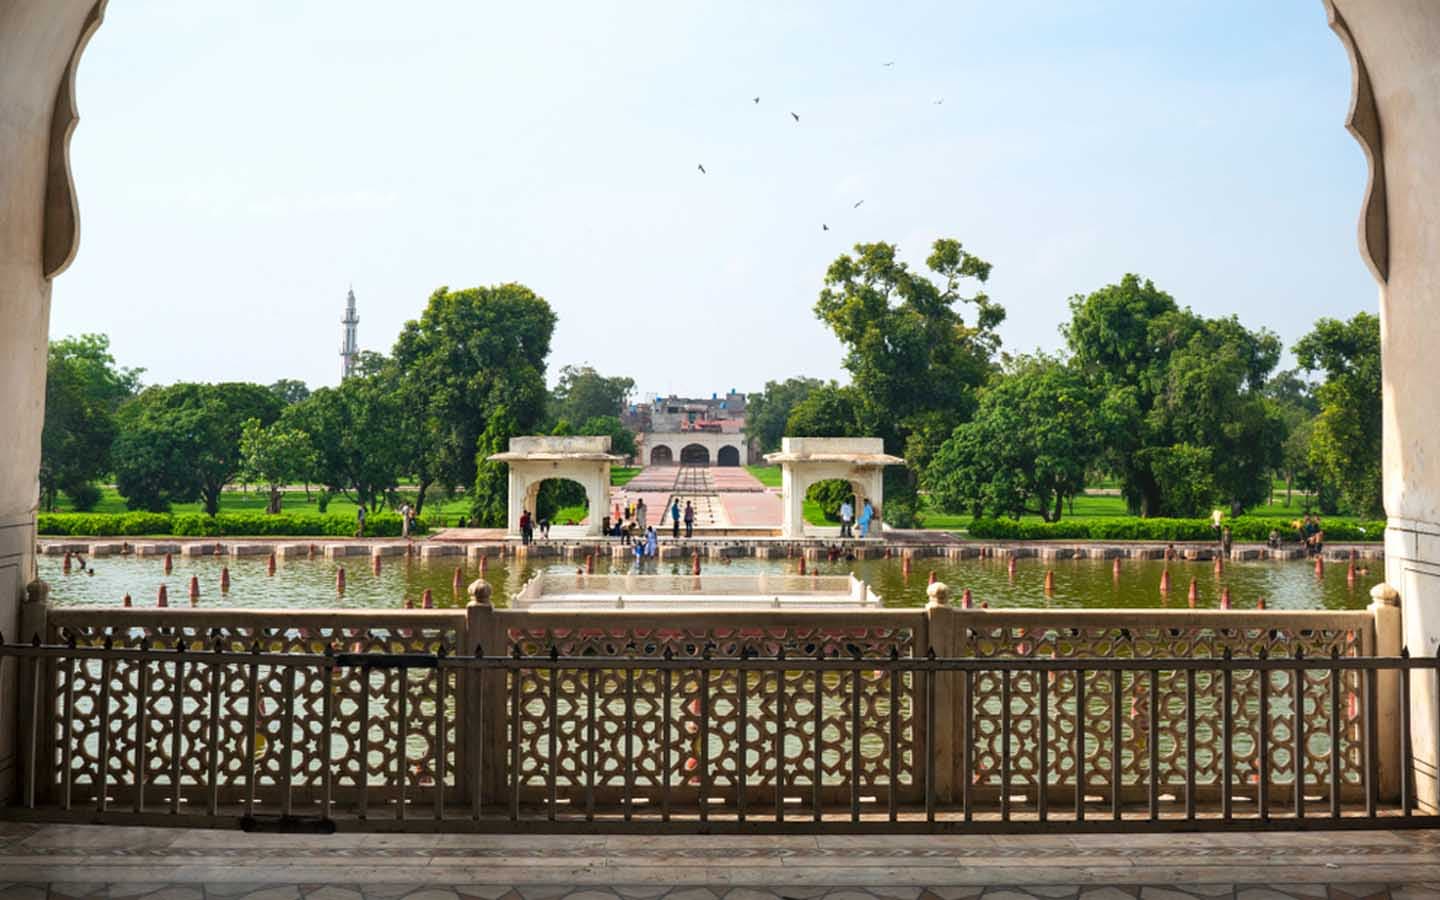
[15,602,1392,820]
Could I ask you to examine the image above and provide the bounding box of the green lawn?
[56,486,478,526]
[611,467,640,486]
[746,465,782,487]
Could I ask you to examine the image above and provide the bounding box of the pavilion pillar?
[779,463,804,539]
[1330,0,1440,812]
[0,0,102,804]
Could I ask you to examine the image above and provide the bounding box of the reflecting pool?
[39,551,1382,611]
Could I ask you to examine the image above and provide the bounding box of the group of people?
[517,509,550,545]
[607,497,648,544]
[352,500,422,539]
[837,497,876,538]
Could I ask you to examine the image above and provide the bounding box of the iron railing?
[0,635,1432,833]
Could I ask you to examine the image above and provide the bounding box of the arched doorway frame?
[680,443,710,465]
[649,444,674,465]
[717,445,741,467]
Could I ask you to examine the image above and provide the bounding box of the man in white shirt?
[840,499,854,538]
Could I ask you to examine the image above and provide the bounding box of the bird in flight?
[882,61,895,67]
[822,224,830,231]
[853,200,864,209]
[697,164,706,174]
[752,96,760,104]
[790,112,800,122]
[933,98,944,105]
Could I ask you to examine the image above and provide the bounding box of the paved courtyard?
[2,824,1440,899]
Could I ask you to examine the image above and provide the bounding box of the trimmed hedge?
[36,512,427,538]
[965,516,1385,542]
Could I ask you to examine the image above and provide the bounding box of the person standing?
[636,498,648,532]
[400,502,412,539]
[645,526,658,558]
[839,498,854,539]
[683,501,695,538]
[671,498,681,539]
[519,509,532,545]
[1221,524,1233,557]
[857,499,873,538]
[355,504,367,538]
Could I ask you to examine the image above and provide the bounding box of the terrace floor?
[1,824,1439,899]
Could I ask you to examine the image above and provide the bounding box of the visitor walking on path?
[355,505,366,538]
[839,498,854,539]
[683,501,695,538]
[671,499,681,539]
[857,499,874,538]
[632,536,645,570]
[645,526,658,558]
[636,498,648,531]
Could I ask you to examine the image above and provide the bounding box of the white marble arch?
[642,431,745,467]
[487,436,623,538]
[4,0,1440,806]
[764,438,904,539]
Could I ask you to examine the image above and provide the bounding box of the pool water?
[39,552,1381,611]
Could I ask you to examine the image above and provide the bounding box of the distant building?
[340,287,359,380]
[626,390,758,466]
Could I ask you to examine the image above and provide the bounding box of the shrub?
[36,512,429,537]
[964,516,1384,542]
[65,483,103,512]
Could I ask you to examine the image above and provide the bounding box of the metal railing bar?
[207,654,222,817]
[508,664,520,822]
[812,654,823,822]
[1293,651,1305,820]
[1185,667,1196,821]
[888,662,899,823]
[1000,669,1011,823]
[133,651,149,814]
[586,667,597,823]
[850,664,861,823]
[625,666,636,822]
[244,648,260,818]
[281,664,296,819]
[397,668,410,822]
[1365,666,1379,818]
[168,653,183,815]
[61,655,75,811]
[1038,668,1049,823]
[1075,668,1085,823]
[1259,651,1270,822]
[547,664,558,822]
[1147,668,1159,822]
[924,660,935,824]
[434,663,447,822]
[699,663,710,824]
[739,660,749,822]
[358,668,371,820]
[1330,651,1342,820]
[1400,648,1413,816]
[1221,651,1233,821]
[96,653,113,814]
[1110,671,1121,821]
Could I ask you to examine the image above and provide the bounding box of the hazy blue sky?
[52,0,1375,400]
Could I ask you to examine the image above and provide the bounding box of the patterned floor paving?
[2,824,1440,899]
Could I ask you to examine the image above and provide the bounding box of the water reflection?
[40,551,1380,612]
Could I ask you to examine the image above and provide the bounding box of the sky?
[51,0,1376,401]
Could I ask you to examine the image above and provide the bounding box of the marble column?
[1330,0,1440,810]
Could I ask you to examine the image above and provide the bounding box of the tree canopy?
[40,334,142,511]
[112,382,283,514]
[927,354,1102,521]
[813,238,1006,524]
[1294,312,1382,516]
[1064,274,1284,517]
[549,365,634,427]
[744,376,830,453]
[392,283,556,510]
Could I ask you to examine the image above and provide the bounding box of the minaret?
[340,287,359,380]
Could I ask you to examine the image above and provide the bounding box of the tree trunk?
[203,485,221,516]
[414,478,431,516]
[267,486,282,514]
[1286,472,1293,507]
[1053,492,1065,523]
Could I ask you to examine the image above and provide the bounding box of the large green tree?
[813,238,1006,524]
[1064,274,1284,516]
[1265,369,1322,507]
[927,354,1102,521]
[1294,312,1382,516]
[743,376,830,453]
[549,365,634,427]
[471,406,520,527]
[40,334,142,511]
[238,418,318,514]
[112,382,283,513]
[392,284,556,513]
[283,371,409,512]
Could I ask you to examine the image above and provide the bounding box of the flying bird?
[822,224,830,231]
[697,164,706,174]
[752,96,760,104]
[790,111,800,122]
[882,61,895,67]
[853,200,864,209]
[933,98,944,105]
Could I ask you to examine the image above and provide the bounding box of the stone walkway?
[2,825,1440,898]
